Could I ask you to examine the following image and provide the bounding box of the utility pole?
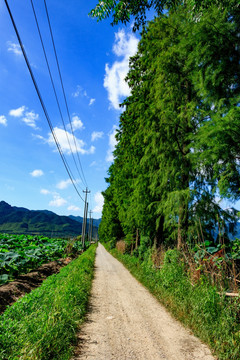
[82,188,90,249]
[89,210,93,243]
[84,202,89,245]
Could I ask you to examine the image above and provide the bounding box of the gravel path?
[73,243,215,360]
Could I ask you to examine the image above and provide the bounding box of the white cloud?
[30,169,44,177]
[72,86,95,107]
[9,106,26,117]
[7,41,22,56]
[72,85,81,98]
[91,131,104,142]
[90,161,97,167]
[93,191,104,214]
[34,134,44,141]
[106,126,118,162]
[113,29,138,57]
[49,195,67,207]
[72,85,88,98]
[22,111,39,129]
[40,189,50,195]
[9,106,39,129]
[104,29,138,109]
[56,179,73,190]
[70,115,84,131]
[68,205,80,212]
[46,127,95,155]
[0,115,7,126]
[104,62,130,110]
[88,146,96,154]
[89,98,95,106]
[89,160,107,172]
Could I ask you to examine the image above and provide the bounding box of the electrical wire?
[4,0,85,203]
[30,0,86,189]
[43,0,88,188]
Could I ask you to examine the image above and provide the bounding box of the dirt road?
[73,244,215,360]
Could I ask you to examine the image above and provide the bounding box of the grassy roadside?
[106,245,240,360]
[0,243,97,360]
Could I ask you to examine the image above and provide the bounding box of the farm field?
[0,233,83,285]
[0,244,97,360]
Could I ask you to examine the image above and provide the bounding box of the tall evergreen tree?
[100,4,240,249]
[98,165,124,246]
[188,6,240,201]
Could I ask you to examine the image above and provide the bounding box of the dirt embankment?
[0,258,71,314]
[73,244,215,360]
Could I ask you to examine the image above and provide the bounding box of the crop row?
[0,233,83,284]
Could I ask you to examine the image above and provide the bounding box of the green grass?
[0,244,97,360]
[109,246,240,360]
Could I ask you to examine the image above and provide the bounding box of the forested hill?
[99,3,240,249]
[69,215,101,228]
[0,201,99,237]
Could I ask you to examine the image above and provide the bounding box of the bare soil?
[0,257,71,314]
[73,244,215,360]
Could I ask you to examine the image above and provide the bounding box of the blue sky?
[0,0,139,218]
[0,0,238,221]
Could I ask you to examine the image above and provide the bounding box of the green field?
[0,234,83,285]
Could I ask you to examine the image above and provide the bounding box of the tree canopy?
[99,4,240,250]
[90,0,239,30]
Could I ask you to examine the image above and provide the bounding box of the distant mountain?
[0,201,98,238]
[69,215,101,228]
[68,215,84,224]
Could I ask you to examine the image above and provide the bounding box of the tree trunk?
[177,146,190,250]
[177,198,188,249]
[135,228,139,249]
[131,235,134,254]
[154,216,165,248]
[177,79,192,249]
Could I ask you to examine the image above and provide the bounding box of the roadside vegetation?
[0,234,85,285]
[105,241,240,359]
[0,243,96,360]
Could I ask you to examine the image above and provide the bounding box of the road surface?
[73,243,215,360]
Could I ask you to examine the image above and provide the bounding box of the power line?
[4,0,85,203]
[43,0,88,188]
[30,0,86,189]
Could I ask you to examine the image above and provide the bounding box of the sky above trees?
[0,0,139,217]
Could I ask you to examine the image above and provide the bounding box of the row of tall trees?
[98,2,240,249]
